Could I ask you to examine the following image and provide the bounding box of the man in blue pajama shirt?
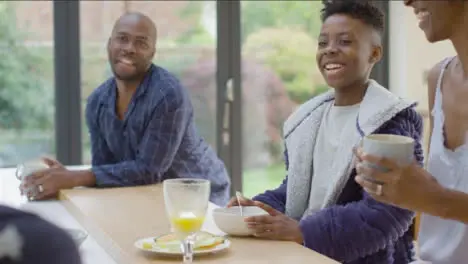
[20,12,230,206]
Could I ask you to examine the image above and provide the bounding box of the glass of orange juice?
[163,178,210,263]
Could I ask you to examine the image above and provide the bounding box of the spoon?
[235,191,243,217]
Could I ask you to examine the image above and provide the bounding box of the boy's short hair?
[320,0,385,37]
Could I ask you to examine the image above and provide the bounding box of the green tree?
[176,1,324,47]
[243,28,326,104]
[0,2,53,130]
[175,1,214,46]
[241,1,327,104]
[241,1,323,43]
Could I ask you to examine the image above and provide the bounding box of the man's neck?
[116,79,140,97]
[450,8,468,79]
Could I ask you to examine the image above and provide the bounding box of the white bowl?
[213,206,268,236]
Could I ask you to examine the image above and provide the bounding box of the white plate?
[134,236,231,256]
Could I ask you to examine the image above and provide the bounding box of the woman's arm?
[427,187,468,224]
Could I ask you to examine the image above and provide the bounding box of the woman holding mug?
[355,1,468,263]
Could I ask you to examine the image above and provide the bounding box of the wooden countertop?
[60,185,339,264]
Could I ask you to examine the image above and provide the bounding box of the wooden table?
[60,185,339,264]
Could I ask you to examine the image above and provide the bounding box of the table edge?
[59,191,131,264]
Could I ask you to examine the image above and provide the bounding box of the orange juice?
[171,212,204,234]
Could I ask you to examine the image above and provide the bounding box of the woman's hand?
[354,147,443,213]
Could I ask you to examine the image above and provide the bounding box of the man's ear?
[149,44,156,61]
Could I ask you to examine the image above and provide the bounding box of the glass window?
[240,1,326,197]
[80,1,218,164]
[0,1,55,167]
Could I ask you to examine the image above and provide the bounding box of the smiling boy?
[229,1,423,263]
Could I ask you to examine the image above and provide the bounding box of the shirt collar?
[103,64,156,106]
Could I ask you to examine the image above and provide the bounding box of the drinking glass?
[163,178,210,263]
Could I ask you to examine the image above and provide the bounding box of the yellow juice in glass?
[171,212,205,234]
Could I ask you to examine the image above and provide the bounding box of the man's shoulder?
[152,65,183,92]
[87,77,114,107]
[149,65,188,104]
[152,64,178,81]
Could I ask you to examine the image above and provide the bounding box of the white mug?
[361,134,415,173]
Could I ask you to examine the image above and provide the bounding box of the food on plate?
[142,242,153,249]
[144,231,224,251]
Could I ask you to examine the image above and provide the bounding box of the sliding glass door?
[7,1,389,196]
[79,1,220,164]
[238,1,326,197]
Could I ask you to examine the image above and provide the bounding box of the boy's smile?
[316,14,381,92]
[323,62,346,80]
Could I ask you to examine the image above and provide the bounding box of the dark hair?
[320,0,385,36]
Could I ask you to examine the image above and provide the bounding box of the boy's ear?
[370,45,383,64]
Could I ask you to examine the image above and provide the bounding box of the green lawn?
[242,163,286,198]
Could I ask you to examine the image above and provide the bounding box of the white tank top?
[418,57,468,264]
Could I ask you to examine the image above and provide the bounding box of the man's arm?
[75,87,191,187]
[85,97,115,167]
[91,90,190,187]
[64,95,116,188]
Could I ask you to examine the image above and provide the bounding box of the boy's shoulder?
[283,90,335,136]
[385,105,423,129]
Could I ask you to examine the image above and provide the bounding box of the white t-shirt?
[308,101,360,213]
